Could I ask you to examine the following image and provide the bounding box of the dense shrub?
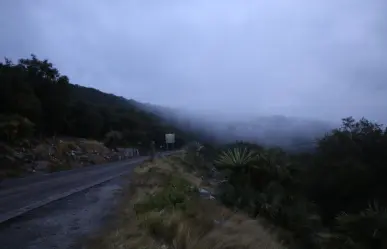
[205,117,387,249]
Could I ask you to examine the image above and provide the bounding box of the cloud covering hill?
[134,102,336,151]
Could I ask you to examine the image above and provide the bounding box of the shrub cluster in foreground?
[188,117,387,249]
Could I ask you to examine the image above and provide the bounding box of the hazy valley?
[136,102,337,151]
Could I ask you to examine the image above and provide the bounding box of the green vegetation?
[4,55,385,249]
[86,156,283,249]
[189,117,387,249]
[0,55,190,148]
[134,175,197,214]
[90,116,387,249]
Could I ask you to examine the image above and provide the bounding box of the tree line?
[188,117,387,249]
[0,55,190,148]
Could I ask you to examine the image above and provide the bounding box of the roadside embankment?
[0,137,140,180]
[86,153,283,249]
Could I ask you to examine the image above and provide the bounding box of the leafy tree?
[18,55,71,134]
[66,101,104,138]
[0,58,42,122]
[104,130,123,149]
[0,114,34,143]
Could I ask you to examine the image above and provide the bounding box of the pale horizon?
[1,0,386,123]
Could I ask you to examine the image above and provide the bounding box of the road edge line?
[0,168,134,224]
[0,152,179,224]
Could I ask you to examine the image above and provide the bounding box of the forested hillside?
[185,116,387,249]
[0,55,191,148]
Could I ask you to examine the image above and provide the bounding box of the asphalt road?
[0,176,126,249]
[0,151,177,249]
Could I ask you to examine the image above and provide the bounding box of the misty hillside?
[134,102,336,151]
[0,55,337,153]
[0,55,194,148]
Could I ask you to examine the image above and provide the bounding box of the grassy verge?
[86,153,283,249]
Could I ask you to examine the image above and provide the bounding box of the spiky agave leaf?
[361,200,387,216]
[214,147,257,168]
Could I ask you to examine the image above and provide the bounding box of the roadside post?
[150,140,156,161]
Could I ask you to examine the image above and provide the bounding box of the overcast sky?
[1,0,386,123]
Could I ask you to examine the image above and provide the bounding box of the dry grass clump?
[33,143,51,160]
[85,155,284,249]
[137,201,284,249]
[198,214,285,249]
[33,139,109,161]
[78,139,110,154]
[87,154,107,164]
[55,141,78,159]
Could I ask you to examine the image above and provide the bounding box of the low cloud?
[0,0,386,123]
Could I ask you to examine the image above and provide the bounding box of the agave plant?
[214,147,257,169]
[213,147,261,192]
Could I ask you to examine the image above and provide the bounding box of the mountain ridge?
[132,102,336,151]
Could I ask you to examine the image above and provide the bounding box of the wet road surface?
[0,152,178,249]
[0,176,126,249]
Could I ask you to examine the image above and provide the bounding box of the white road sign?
[165,133,175,144]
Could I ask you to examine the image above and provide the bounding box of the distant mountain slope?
[0,55,192,148]
[133,102,336,151]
